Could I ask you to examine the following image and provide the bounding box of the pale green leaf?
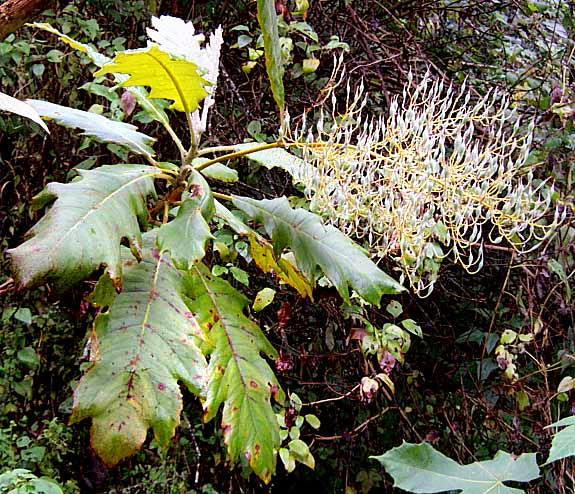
[233,143,304,176]
[29,478,64,494]
[557,376,575,393]
[156,172,214,270]
[253,287,276,312]
[371,442,539,494]
[156,199,213,270]
[232,196,404,304]
[193,158,238,182]
[302,58,320,73]
[17,347,39,369]
[290,392,302,411]
[187,264,284,483]
[299,452,315,470]
[515,390,530,411]
[13,308,32,325]
[401,319,423,338]
[95,45,210,113]
[26,99,156,158]
[257,0,285,112]
[70,233,207,466]
[229,266,249,286]
[279,448,292,471]
[0,91,49,132]
[87,273,117,308]
[289,426,300,440]
[305,414,321,429]
[386,300,403,318]
[7,165,158,290]
[545,416,575,464]
[214,200,251,235]
[288,439,309,457]
[500,329,517,345]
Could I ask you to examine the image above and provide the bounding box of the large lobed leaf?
[71,233,207,466]
[186,264,284,483]
[27,100,156,158]
[232,196,404,304]
[544,416,575,464]
[95,45,210,114]
[7,164,159,291]
[372,442,539,494]
[30,22,172,128]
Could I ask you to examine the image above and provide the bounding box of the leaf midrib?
[46,168,156,259]
[389,456,513,491]
[194,267,267,456]
[235,197,367,271]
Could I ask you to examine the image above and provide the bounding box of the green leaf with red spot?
[186,263,284,483]
[70,232,207,466]
[7,164,159,291]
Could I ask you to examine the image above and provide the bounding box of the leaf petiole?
[194,142,284,171]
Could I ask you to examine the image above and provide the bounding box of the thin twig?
[313,407,390,441]
[303,385,359,406]
[0,278,14,296]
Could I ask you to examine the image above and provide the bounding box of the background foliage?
[1,0,574,493]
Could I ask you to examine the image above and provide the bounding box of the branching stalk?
[194,142,284,171]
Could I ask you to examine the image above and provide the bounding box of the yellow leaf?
[95,45,210,113]
[249,233,313,299]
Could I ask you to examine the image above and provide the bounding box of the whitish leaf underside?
[27,100,156,158]
[545,416,575,464]
[0,91,49,132]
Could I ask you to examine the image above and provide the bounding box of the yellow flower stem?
[194,142,285,171]
[197,145,238,156]
[213,191,233,202]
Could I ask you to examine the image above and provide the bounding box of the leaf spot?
[189,183,202,197]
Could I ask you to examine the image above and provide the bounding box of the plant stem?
[197,144,238,156]
[186,112,199,163]
[212,191,233,202]
[195,142,283,171]
[165,124,187,163]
